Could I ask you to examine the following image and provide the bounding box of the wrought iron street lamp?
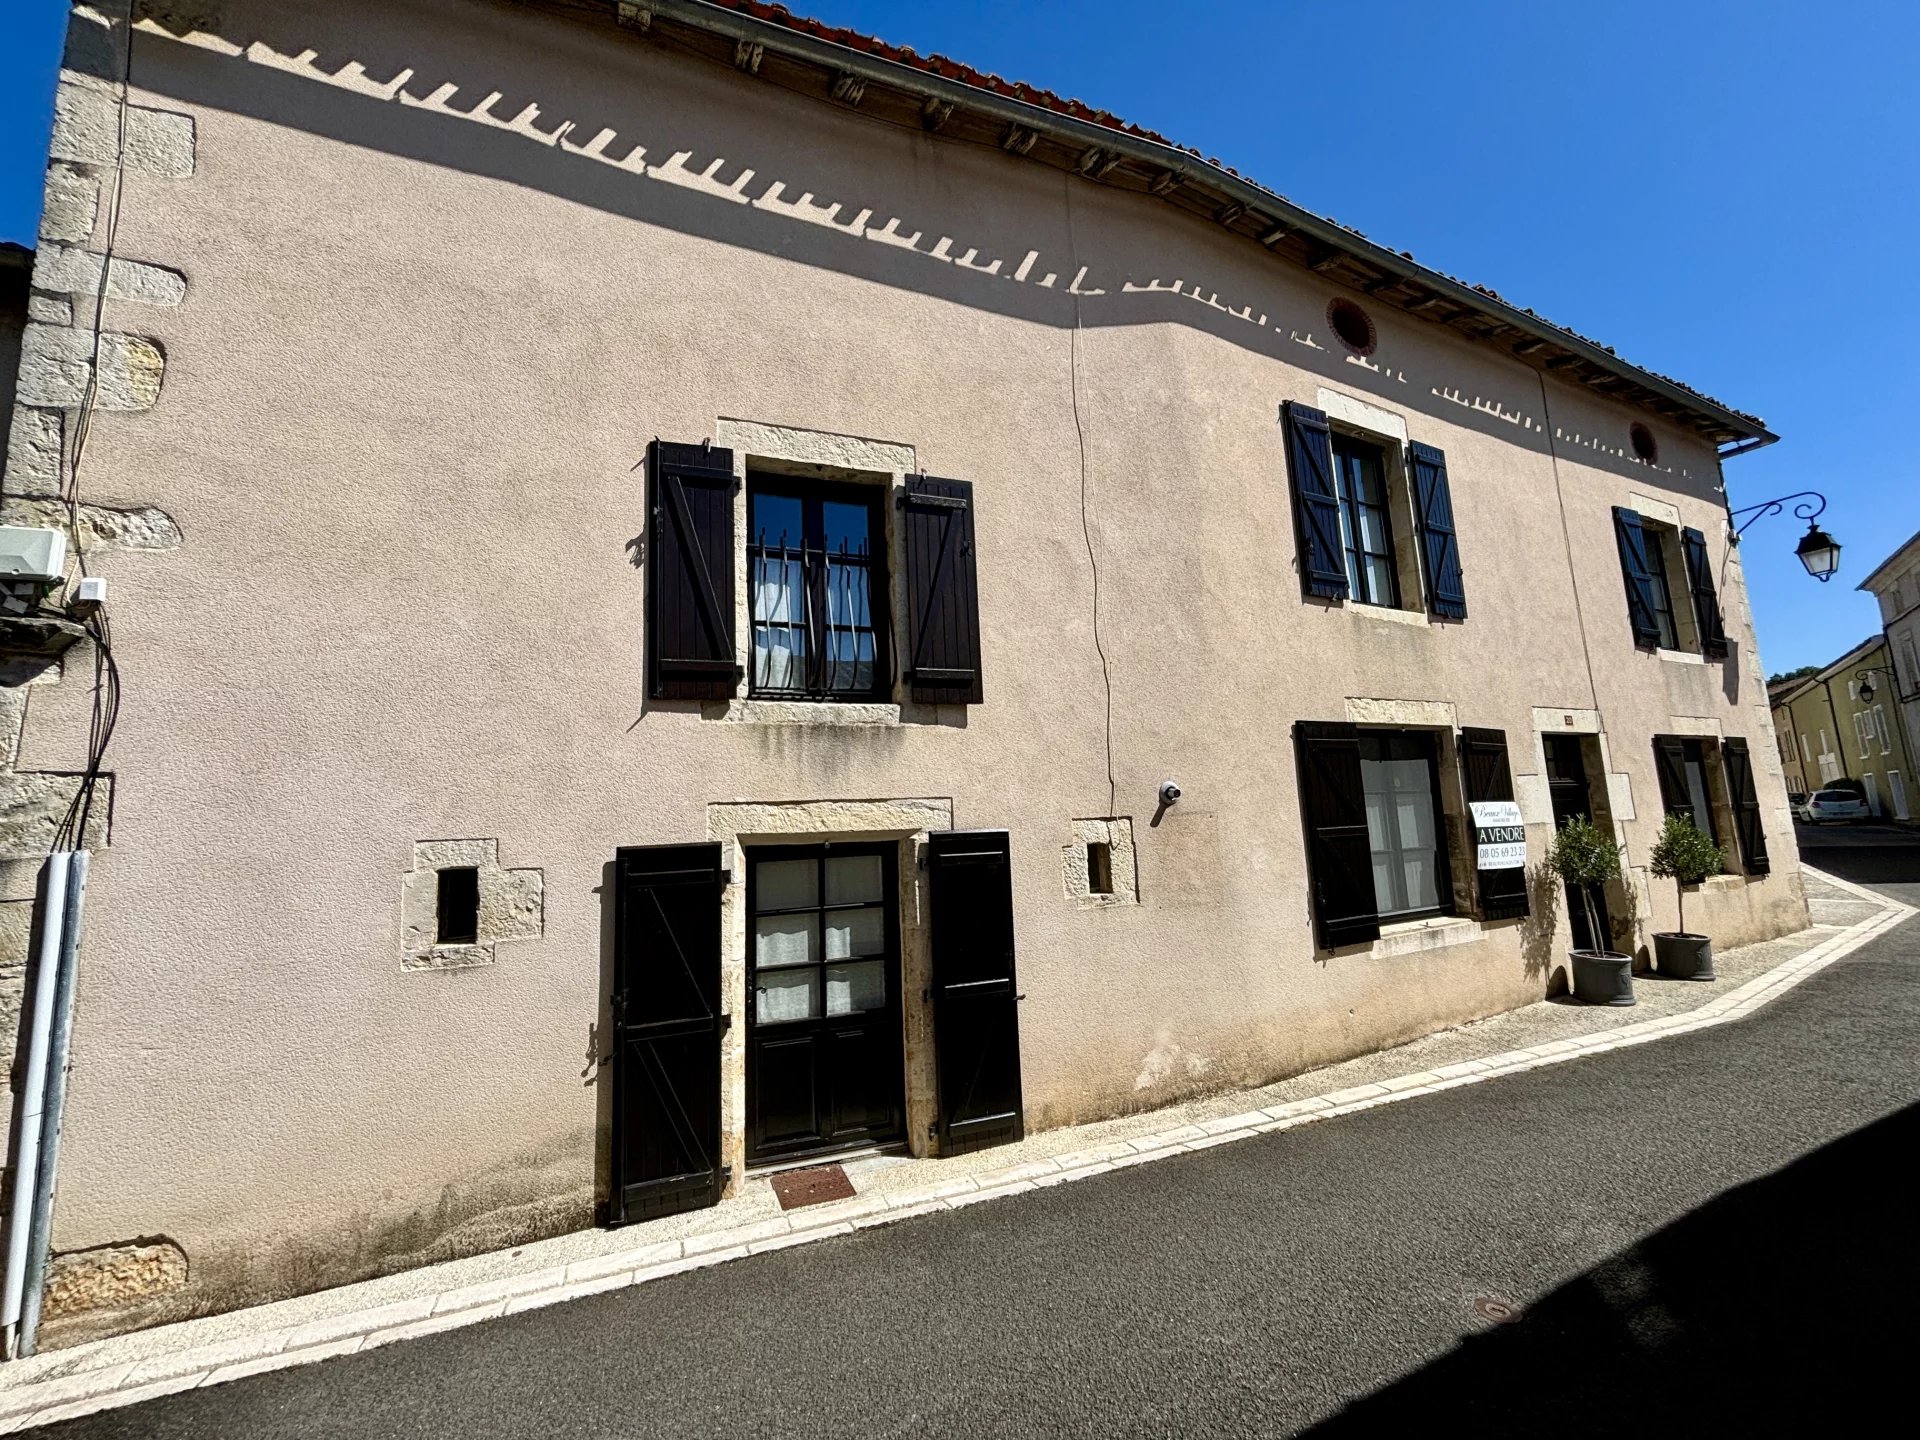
[1855,666,1899,705]
[1728,490,1841,581]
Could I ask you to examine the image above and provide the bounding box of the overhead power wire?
[1064,177,1117,819]
[1534,367,1602,717]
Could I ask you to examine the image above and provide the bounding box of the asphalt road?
[1795,817,1920,906]
[45,834,1920,1439]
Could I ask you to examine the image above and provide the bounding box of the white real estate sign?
[1469,800,1526,870]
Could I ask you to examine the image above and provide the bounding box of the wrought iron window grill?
[748,489,889,701]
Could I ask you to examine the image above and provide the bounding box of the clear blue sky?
[3,1,1914,676]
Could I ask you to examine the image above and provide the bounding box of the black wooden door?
[746,843,905,1164]
[610,843,728,1225]
[927,830,1025,1155]
[1543,735,1611,953]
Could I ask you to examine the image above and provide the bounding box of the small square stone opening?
[1086,842,1114,895]
[1065,818,1138,907]
[401,839,543,971]
[436,866,480,945]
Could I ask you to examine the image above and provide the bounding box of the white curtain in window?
[1363,753,1440,915]
[752,554,806,690]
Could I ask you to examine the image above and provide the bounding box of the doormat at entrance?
[770,1164,857,1211]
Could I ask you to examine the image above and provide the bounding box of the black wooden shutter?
[1722,738,1771,875]
[1409,442,1468,620]
[1284,402,1349,601]
[1460,727,1529,920]
[1294,721,1381,948]
[1652,735,1690,817]
[1680,526,1729,659]
[646,440,739,700]
[609,843,728,1224]
[926,830,1023,1155]
[902,476,984,704]
[1612,507,1661,649]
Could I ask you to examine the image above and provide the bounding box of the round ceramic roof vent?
[1327,298,1376,357]
[1629,422,1659,463]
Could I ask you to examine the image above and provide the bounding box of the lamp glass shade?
[1859,679,1876,704]
[1795,524,1841,581]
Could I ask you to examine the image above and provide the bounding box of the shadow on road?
[1307,1100,1920,1436]
[1800,837,1920,889]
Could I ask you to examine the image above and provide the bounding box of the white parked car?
[1797,789,1869,824]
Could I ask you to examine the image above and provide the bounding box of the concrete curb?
[2,874,1909,1431]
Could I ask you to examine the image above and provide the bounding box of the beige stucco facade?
[1,0,1806,1342]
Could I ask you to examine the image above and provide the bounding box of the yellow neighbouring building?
[1769,636,1915,820]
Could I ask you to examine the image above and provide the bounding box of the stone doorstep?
[1,889,1909,1428]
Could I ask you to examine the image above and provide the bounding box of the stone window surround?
[1626,491,1708,658]
[399,839,544,971]
[699,419,961,729]
[1063,816,1138,907]
[1338,697,1482,926]
[1371,913,1484,960]
[1651,728,1749,883]
[707,797,953,1191]
[1316,387,1429,623]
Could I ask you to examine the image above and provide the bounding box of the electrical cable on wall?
[1064,178,1117,819]
[51,0,135,851]
[1534,367,1602,717]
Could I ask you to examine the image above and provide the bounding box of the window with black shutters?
[1409,442,1468,620]
[1680,526,1728,659]
[1285,405,1468,619]
[1722,738,1770,875]
[1295,721,1380,949]
[647,440,740,701]
[901,475,985,704]
[1653,735,1723,845]
[747,476,890,702]
[1459,727,1529,921]
[1297,723,1464,945]
[1640,524,1683,650]
[1358,731,1452,921]
[1332,432,1400,607]
[1614,506,1720,655]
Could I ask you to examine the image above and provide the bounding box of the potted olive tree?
[1547,816,1633,1006]
[1648,813,1725,981]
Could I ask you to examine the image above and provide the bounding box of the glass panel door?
[746,843,904,1162]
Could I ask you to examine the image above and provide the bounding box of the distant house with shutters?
[1855,528,1920,814]
[1768,635,1915,820]
[0,0,1806,1343]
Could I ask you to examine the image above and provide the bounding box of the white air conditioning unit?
[0,527,68,582]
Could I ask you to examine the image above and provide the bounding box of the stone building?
[0,0,1806,1344]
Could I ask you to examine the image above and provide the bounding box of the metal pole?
[18,851,90,1357]
[1,852,71,1357]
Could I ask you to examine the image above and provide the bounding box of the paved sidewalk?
[1,865,1907,1432]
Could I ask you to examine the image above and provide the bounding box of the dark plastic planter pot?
[1654,931,1716,980]
[1570,950,1636,1006]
